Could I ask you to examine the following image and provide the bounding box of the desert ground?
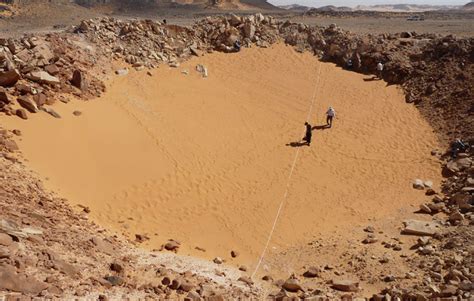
[0,2,472,300]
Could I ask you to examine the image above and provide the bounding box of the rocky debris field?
[0,13,473,300]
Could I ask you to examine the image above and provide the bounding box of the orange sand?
[2,44,441,271]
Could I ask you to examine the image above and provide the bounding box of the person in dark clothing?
[303,122,312,146]
[346,59,353,70]
[451,139,469,158]
[233,40,241,52]
[163,19,167,25]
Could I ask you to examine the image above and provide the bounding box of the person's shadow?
[363,76,380,81]
[286,141,308,148]
[312,124,330,130]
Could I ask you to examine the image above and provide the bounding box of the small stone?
[110,263,123,273]
[238,276,253,285]
[115,69,129,76]
[104,275,123,286]
[303,266,320,278]
[164,240,180,251]
[383,275,396,282]
[40,106,61,118]
[282,278,303,292]
[12,129,21,136]
[449,211,464,223]
[179,281,194,292]
[362,237,378,244]
[135,234,149,243]
[161,276,171,285]
[213,257,223,264]
[44,64,60,75]
[419,204,432,214]
[413,179,424,190]
[169,62,180,68]
[230,250,239,258]
[262,275,273,281]
[239,265,247,272]
[170,278,181,290]
[73,111,82,116]
[364,226,375,233]
[331,280,359,292]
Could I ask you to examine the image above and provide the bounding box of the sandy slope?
[3,44,441,273]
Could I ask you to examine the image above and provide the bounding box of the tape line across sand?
[251,63,323,279]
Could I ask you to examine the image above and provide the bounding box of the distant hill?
[462,1,474,10]
[0,0,277,11]
[278,3,313,11]
[354,4,462,12]
[316,5,352,12]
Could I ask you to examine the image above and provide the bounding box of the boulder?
[0,265,48,294]
[27,71,60,85]
[44,64,60,76]
[243,23,256,40]
[402,219,438,236]
[0,69,21,87]
[332,279,359,292]
[0,87,10,103]
[17,95,38,113]
[0,233,13,246]
[34,43,54,62]
[16,108,28,120]
[229,14,242,26]
[71,70,88,91]
[33,93,47,107]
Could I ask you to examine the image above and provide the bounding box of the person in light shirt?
[377,62,384,79]
[326,106,336,128]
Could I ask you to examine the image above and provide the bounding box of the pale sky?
[268,0,468,7]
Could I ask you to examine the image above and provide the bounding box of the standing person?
[377,62,384,79]
[303,122,312,146]
[233,40,241,52]
[326,106,336,128]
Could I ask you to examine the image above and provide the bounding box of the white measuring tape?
[251,63,323,279]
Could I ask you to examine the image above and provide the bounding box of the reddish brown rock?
[0,69,21,87]
[0,265,48,294]
[33,93,47,107]
[15,108,28,120]
[0,87,10,104]
[44,64,60,76]
[17,95,38,113]
[332,279,359,292]
[71,69,88,91]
